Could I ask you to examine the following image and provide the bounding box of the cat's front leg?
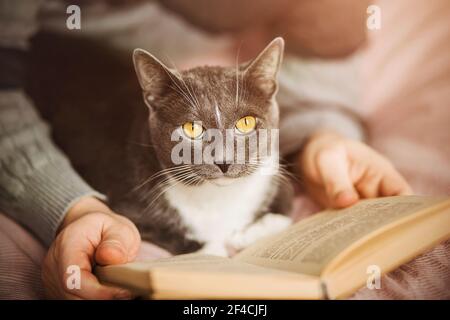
[227,213,292,251]
[196,242,229,257]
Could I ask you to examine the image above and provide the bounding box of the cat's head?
[133,37,284,186]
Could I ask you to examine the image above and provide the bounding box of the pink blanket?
[353,0,450,298]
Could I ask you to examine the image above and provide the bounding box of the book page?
[235,196,446,276]
[139,253,310,278]
[98,253,313,283]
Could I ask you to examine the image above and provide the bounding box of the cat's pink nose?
[215,163,230,173]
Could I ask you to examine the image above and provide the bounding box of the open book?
[96,196,450,299]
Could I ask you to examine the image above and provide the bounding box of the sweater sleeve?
[0,90,105,247]
[279,102,366,156]
[0,0,105,247]
[277,53,367,156]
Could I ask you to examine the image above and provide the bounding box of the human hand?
[299,131,412,208]
[42,197,141,299]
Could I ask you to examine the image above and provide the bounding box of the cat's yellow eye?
[182,122,204,139]
[235,116,256,134]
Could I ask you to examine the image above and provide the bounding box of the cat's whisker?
[235,43,242,109]
[237,68,247,108]
[278,165,300,181]
[136,166,191,187]
[167,83,198,110]
[172,68,202,112]
[166,58,202,111]
[273,165,301,188]
[153,168,203,195]
[143,167,193,189]
[182,175,202,188]
[182,79,203,115]
[132,165,192,193]
[185,80,202,111]
[144,171,198,212]
[148,169,196,195]
[160,61,198,110]
[143,175,189,208]
[127,140,157,149]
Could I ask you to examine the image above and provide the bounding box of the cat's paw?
[228,213,292,251]
[195,243,229,257]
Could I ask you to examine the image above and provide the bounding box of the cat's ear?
[133,49,177,104]
[243,37,284,97]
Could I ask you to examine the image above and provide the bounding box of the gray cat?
[30,36,293,256]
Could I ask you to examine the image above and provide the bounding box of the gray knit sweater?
[0,90,105,246]
[0,0,104,247]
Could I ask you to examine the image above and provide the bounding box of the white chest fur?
[164,166,275,253]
